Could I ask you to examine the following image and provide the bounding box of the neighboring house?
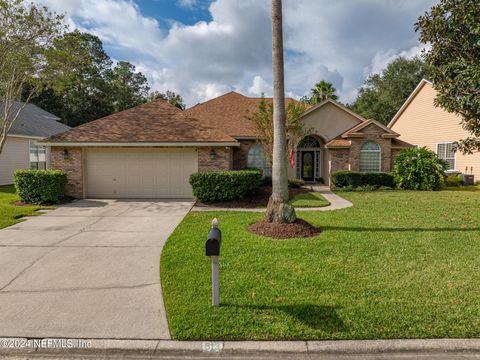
[0,102,70,185]
[41,93,410,199]
[388,79,480,180]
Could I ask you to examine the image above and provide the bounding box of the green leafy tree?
[393,147,448,190]
[108,61,150,112]
[301,80,338,104]
[0,0,65,153]
[415,0,480,153]
[31,32,151,126]
[30,31,113,126]
[350,57,430,125]
[248,95,310,166]
[148,90,185,110]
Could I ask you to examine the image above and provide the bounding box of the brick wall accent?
[391,148,402,169]
[349,124,393,172]
[198,147,233,172]
[329,148,350,175]
[232,139,256,170]
[50,147,84,198]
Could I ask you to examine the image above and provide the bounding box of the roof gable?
[342,119,399,138]
[301,98,368,123]
[387,79,432,128]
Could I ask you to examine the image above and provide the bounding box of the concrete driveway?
[0,199,193,340]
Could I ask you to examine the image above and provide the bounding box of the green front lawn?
[289,191,330,208]
[161,189,480,340]
[0,185,46,229]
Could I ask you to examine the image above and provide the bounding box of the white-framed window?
[247,143,271,177]
[29,141,47,170]
[359,141,381,172]
[437,143,456,170]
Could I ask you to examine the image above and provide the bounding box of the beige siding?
[0,136,30,185]
[391,82,480,179]
[302,102,362,141]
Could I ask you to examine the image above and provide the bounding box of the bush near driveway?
[14,169,67,204]
[161,190,480,340]
[189,169,262,202]
[393,147,448,190]
[331,171,395,189]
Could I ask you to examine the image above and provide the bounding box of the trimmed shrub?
[331,171,364,188]
[393,147,448,190]
[189,169,262,202]
[445,174,463,187]
[362,172,396,188]
[331,171,395,189]
[288,178,305,188]
[14,169,67,204]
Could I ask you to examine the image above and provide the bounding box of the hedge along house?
[40,94,411,199]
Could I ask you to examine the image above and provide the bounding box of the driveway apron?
[0,199,193,340]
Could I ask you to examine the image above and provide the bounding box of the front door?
[301,151,315,182]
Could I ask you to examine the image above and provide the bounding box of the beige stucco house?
[40,93,410,199]
[388,79,480,180]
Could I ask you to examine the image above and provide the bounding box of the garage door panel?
[86,148,197,198]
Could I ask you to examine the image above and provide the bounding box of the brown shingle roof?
[184,91,299,138]
[325,137,351,148]
[45,99,237,144]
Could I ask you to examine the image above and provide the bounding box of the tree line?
[28,31,185,127]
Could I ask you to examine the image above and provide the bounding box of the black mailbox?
[206,227,221,256]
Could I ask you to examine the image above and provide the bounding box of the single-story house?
[41,92,411,199]
[0,102,70,185]
[388,79,480,180]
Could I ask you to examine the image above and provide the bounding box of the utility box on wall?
[462,174,475,186]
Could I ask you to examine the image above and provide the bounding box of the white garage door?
[85,148,197,198]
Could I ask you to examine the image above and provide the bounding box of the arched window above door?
[298,136,320,149]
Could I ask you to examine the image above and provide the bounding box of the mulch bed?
[248,218,321,239]
[13,201,28,206]
[195,185,312,208]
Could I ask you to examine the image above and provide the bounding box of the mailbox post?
[206,218,221,306]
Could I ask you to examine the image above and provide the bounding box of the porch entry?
[296,136,322,183]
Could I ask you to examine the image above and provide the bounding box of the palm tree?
[265,0,296,224]
[307,80,338,104]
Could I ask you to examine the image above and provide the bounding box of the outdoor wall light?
[210,149,217,160]
[63,148,69,160]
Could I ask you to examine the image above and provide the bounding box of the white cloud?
[178,0,197,8]
[248,75,272,97]
[33,0,437,106]
[367,44,428,76]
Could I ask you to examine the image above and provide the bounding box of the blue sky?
[34,0,437,106]
[136,0,212,25]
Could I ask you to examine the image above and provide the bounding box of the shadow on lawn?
[322,226,480,233]
[224,303,345,332]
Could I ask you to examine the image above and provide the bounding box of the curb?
[1,338,480,356]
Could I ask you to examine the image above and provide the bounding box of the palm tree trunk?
[265,0,296,223]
